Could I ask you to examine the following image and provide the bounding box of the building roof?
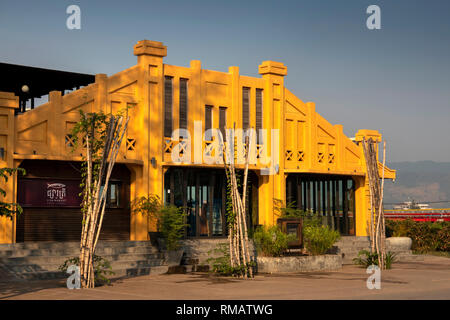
[0,62,95,100]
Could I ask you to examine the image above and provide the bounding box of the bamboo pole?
[78,114,129,288]
[377,140,386,269]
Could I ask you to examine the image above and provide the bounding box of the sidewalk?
[0,255,449,300]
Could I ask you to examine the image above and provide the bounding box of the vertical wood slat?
[195,174,200,236]
[182,170,188,238]
[317,180,322,215]
[208,174,215,237]
[164,76,173,137]
[287,176,293,204]
[322,180,326,219]
[334,180,341,231]
[297,176,302,210]
[306,180,311,212]
[169,171,175,205]
[343,179,349,235]
[242,87,250,130]
[312,181,317,213]
[179,78,188,130]
[302,180,307,212]
[326,180,331,228]
[221,174,227,236]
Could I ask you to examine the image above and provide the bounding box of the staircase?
[0,241,169,282]
[334,236,424,265]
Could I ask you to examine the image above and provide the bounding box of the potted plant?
[157,205,188,266]
[132,195,187,266]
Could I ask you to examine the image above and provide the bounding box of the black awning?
[0,62,95,110]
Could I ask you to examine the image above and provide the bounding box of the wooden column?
[208,173,215,237]
[326,180,331,228]
[343,179,349,235]
[317,180,322,215]
[296,176,302,210]
[195,174,200,236]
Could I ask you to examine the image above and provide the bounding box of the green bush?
[253,225,296,257]
[132,195,187,251]
[58,255,115,285]
[353,250,397,269]
[158,205,188,251]
[273,199,308,219]
[206,243,254,277]
[386,219,450,252]
[303,224,340,255]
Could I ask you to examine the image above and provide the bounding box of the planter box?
[277,218,303,248]
[164,249,184,267]
[257,254,342,273]
[386,237,412,251]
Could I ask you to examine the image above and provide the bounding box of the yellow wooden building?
[0,40,395,244]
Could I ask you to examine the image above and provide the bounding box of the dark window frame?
[179,78,188,131]
[242,87,250,130]
[164,76,173,138]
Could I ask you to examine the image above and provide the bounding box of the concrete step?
[4,257,165,272]
[0,241,155,251]
[0,253,165,265]
[0,245,159,258]
[112,265,169,278]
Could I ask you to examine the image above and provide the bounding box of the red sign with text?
[18,179,82,207]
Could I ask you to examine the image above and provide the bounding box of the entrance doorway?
[164,168,257,237]
[286,174,356,235]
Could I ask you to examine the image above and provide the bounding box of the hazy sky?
[1,0,449,162]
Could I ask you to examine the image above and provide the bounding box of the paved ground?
[0,255,449,300]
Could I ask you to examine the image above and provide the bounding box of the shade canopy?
[0,62,95,108]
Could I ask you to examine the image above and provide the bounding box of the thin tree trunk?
[78,114,128,288]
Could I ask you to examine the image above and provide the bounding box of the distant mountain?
[383,161,450,208]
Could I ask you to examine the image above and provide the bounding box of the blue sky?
[1,0,449,162]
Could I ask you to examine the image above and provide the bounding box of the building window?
[179,78,188,130]
[256,88,263,143]
[205,105,213,133]
[164,76,173,138]
[219,107,227,142]
[242,87,250,130]
[99,182,121,208]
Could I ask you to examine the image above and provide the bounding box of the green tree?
[70,109,129,288]
[0,167,25,218]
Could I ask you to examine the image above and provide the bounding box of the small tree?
[132,195,187,251]
[0,167,25,218]
[70,109,129,288]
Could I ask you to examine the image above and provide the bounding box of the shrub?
[206,243,254,277]
[132,196,187,251]
[273,199,307,219]
[386,219,450,252]
[353,250,397,269]
[303,224,340,255]
[253,225,296,257]
[158,205,188,251]
[59,255,115,285]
